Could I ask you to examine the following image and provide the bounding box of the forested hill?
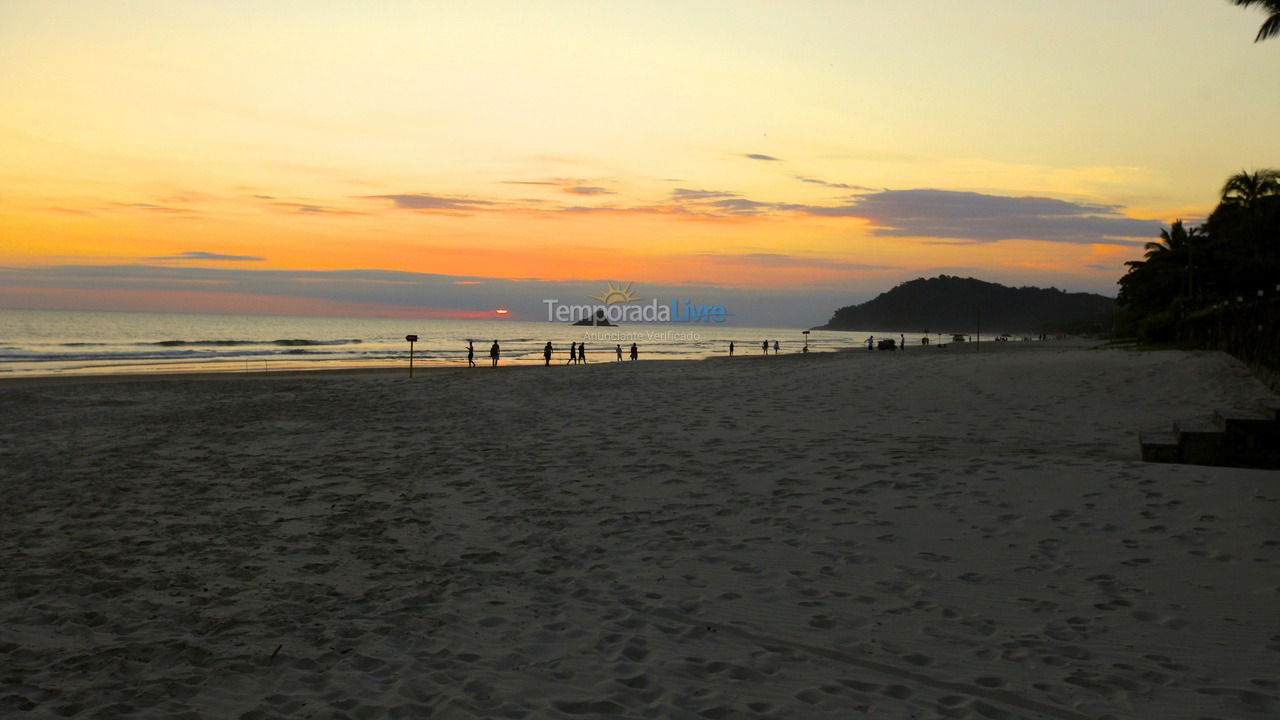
[817,276,1115,334]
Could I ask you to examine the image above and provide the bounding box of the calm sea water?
[0,309,936,377]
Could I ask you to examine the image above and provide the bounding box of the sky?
[1,1,1277,325]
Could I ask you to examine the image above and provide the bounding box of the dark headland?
[816,275,1115,334]
[571,309,617,326]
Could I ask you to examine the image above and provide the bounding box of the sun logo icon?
[590,281,639,305]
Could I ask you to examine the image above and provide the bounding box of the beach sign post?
[405,335,418,377]
[802,329,810,353]
[975,308,981,354]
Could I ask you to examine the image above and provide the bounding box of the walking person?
[900,334,905,352]
[577,342,586,363]
[729,341,735,357]
[543,341,553,366]
[615,343,622,362]
[467,340,475,367]
[773,340,779,355]
[762,339,768,355]
[629,343,638,361]
[866,335,874,351]
[489,340,500,367]
[566,341,577,365]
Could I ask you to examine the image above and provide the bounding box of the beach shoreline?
[0,335,1095,387]
[3,344,1276,719]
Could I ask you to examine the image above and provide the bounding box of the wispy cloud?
[793,175,865,190]
[499,177,615,196]
[687,253,899,271]
[670,188,739,199]
[744,153,782,161]
[706,198,774,216]
[367,194,497,212]
[120,202,196,216]
[147,251,266,262]
[265,200,366,215]
[251,194,366,215]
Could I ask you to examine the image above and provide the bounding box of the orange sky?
[1,1,1276,319]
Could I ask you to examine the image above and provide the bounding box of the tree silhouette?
[1221,168,1280,210]
[1118,170,1279,341]
[1230,0,1280,42]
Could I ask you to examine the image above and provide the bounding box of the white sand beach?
[1,342,1277,719]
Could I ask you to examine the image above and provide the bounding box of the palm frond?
[1256,13,1280,40]
[1229,0,1280,41]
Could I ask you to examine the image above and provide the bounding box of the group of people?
[865,334,909,351]
[727,340,782,356]
[467,340,639,367]
[465,340,502,367]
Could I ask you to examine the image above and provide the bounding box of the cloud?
[121,202,195,215]
[821,189,1159,244]
[556,205,676,216]
[744,153,782,161]
[658,187,1156,243]
[367,194,496,212]
[147,251,266,262]
[253,194,366,215]
[688,253,899,271]
[793,175,864,190]
[500,178,615,196]
[264,200,366,215]
[707,198,774,216]
[356,184,1156,246]
[670,188,739,199]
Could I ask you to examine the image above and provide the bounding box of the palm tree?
[1122,220,1202,302]
[1230,0,1280,42]
[1141,220,1196,260]
[1220,168,1280,210]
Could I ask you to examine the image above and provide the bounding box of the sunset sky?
[2,1,1277,324]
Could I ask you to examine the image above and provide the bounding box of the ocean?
[0,308,936,377]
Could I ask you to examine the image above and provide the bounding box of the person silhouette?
[900,334,905,352]
[762,339,768,355]
[615,343,622,361]
[566,341,576,365]
[866,335,874,351]
[489,340,499,367]
[629,343,638,361]
[729,341,735,357]
[577,342,586,363]
[773,340,779,355]
[543,341,553,366]
[467,340,475,367]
